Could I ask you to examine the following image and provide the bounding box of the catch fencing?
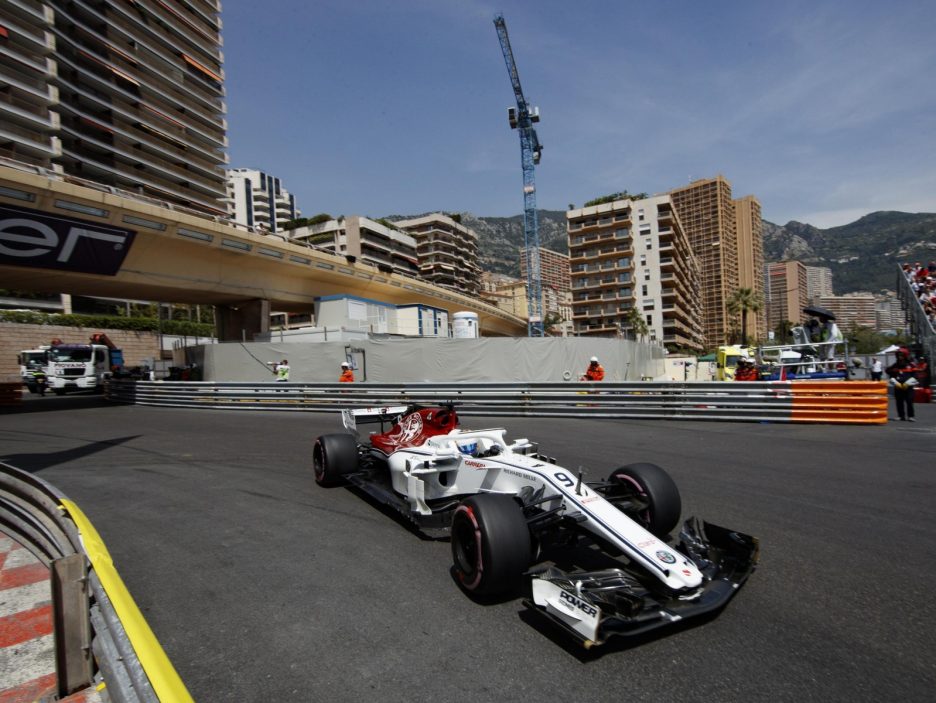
[106,379,888,425]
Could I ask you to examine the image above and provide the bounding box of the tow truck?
[29,334,126,395]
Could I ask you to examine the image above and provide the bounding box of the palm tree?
[726,288,763,346]
[623,306,650,341]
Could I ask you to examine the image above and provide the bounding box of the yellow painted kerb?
[59,498,195,703]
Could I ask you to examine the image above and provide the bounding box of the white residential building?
[395,213,481,296]
[567,194,703,349]
[288,216,419,278]
[225,168,299,233]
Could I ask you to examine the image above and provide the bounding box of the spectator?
[871,357,883,381]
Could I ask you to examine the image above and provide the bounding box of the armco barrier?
[105,379,889,424]
[0,462,194,703]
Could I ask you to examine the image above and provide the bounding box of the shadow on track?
[1,436,142,473]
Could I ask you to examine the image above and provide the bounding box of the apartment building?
[806,266,834,301]
[0,0,228,214]
[566,194,702,350]
[875,293,904,333]
[395,213,481,296]
[520,246,572,332]
[767,261,809,330]
[734,195,767,341]
[669,176,739,347]
[288,216,419,278]
[225,168,298,234]
[818,293,877,330]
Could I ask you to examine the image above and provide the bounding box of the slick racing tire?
[610,463,681,538]
[451,494,531,596]
[313,434,359,487]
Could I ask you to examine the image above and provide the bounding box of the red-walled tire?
[610,462,681,538]
[313,434,358,487]
[451,494,531,595]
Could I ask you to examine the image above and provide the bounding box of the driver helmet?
[457,440,478,456]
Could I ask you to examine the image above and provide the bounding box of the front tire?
[609,462,681,538]
[451,494,531,596]
[313,434,359,487]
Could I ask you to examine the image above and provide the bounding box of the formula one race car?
[313,404,758,647]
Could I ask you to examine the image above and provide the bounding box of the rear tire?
[313,434,359,487]
[451,494,531,595]
[609,462,681,538]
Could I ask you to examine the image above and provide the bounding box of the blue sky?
[222,0,936,229]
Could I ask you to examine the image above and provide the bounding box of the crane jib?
[494,14,545,337]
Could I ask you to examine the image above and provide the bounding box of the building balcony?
[54,64,226,153]
[4,0,55,26]
[0,121,62,158]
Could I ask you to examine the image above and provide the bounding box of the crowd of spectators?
[903,261,936,328]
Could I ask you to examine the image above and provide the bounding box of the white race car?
[313,404,758,647]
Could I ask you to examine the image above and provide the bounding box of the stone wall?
[0,322,161,381]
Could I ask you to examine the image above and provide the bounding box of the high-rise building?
[806,266,834,301]
[767,261,809,331]
[567,194,702,349]
[288,216,419,278]
[521,246,570,292]
[818,293,877,330]
[734,195,767,341]
[875,293,904,332]
[669,176,739,347]
[0,0,228,214]
[395,213,481,296]
[520,247,572,332]
[225,168,298,234]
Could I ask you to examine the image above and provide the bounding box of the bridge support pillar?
[215,300,271,342]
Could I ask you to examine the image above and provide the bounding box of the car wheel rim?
[614,473,651,529]
[452,506,482,589]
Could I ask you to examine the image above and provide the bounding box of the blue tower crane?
[494,15,544,337]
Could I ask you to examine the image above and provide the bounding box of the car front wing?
[527,518,759,647]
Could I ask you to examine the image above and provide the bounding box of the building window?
[645,239,652,250]
[646,314,653,326]
[642,285,648,296]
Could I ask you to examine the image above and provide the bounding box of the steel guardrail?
[105,380,888,424]
[897,266,935,383]
[0,462,193,702]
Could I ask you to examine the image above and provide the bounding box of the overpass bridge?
[0,160,526,339]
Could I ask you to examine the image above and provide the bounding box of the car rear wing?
[341,406,410,435]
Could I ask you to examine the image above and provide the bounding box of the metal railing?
[0,462,193,702]
[897,266,935,382]
[105,379,889,424]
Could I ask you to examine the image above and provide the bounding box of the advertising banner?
[0,203,136,275]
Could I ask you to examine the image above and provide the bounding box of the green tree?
[726,288,763,346]
[623,306,649,341]
[543,311,564,335]
[583,190,649,207]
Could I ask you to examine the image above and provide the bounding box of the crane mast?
[494,15,544,337]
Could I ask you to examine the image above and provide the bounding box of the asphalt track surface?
[1,396,935,703]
